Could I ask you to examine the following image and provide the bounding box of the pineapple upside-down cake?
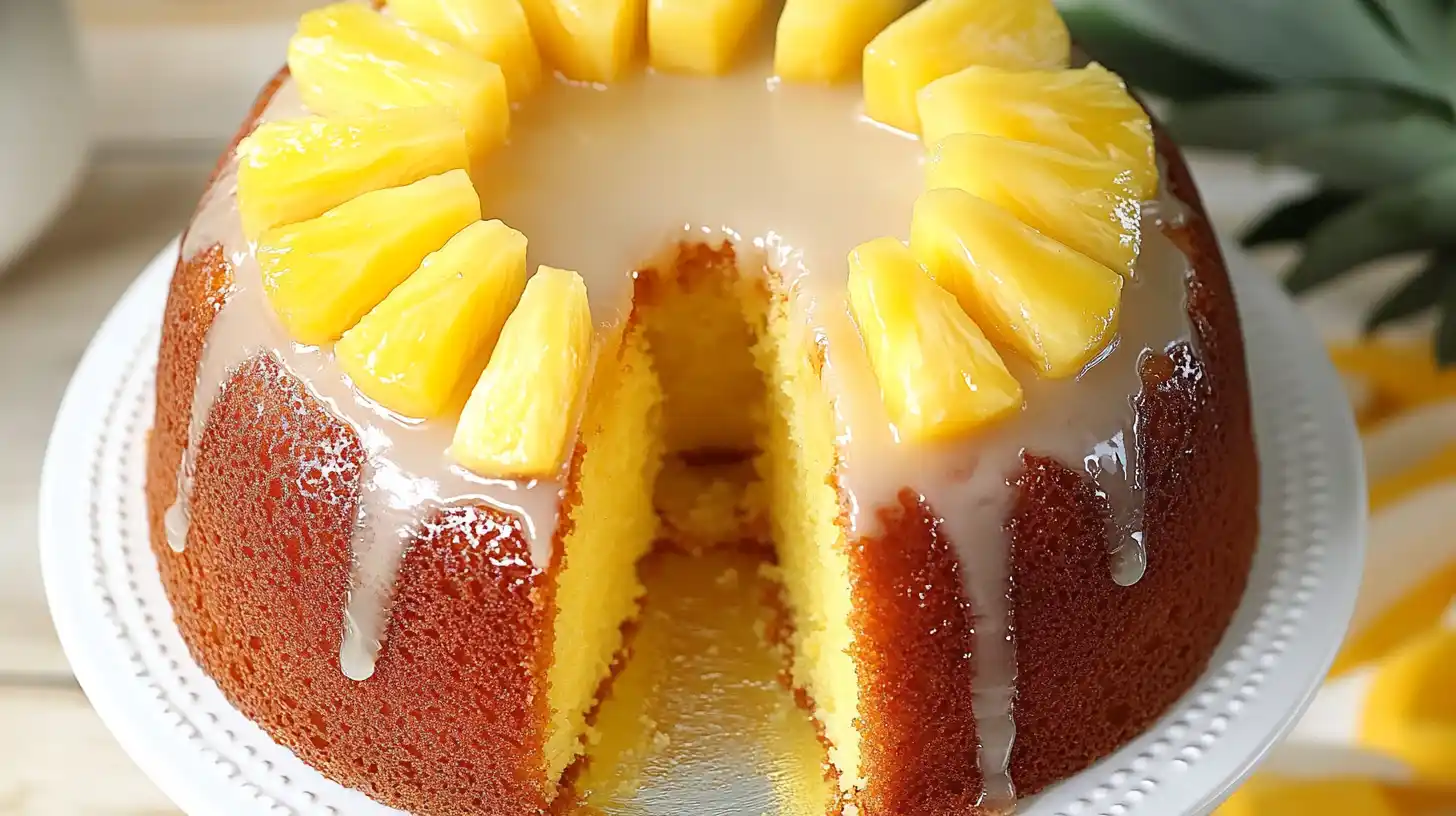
[146,0,1257,813]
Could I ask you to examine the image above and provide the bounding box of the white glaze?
[168,84,567,682]
[805,185,1189,805]
[165,20,1195,802]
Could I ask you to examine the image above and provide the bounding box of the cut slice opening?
[544,241,862,808]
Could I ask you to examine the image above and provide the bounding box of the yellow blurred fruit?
[774,0,910,83]
[452,266,595,478]
[289,2,510,160]
[1362,627,1456,784]
[1328,342,1456,426]
[1369,444,1456,512]
[1384,786,1456,814]
[387,0,543,100]
[1334,561,1456,677]
[910,187,1123,378]
[927,134,1141,278]
[1218,778,1395,816]
[519,0,645,83]
[235,108,470,241]
[648,0,764,75]
[336,220,528,419]
[917,63,1156,198]
[847,236,1023,442]
[863,0,1068,134]
[259,170,481,345]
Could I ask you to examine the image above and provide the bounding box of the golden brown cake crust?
[1005,130,1256,796]
[843,128,1257,814]
[148,70,1256,816]
[149,258,554,815]
[850,491,983,815]
[148,74,555,816]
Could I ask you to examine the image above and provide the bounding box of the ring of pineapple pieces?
[239,0,1156,478]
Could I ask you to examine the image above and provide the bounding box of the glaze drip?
[811,187,1192,805]
[167,84,568,681]
[1092,190,1194,590]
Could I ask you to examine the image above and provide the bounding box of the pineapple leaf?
[1439,276,1456,365]
[1168,87,1439,152]
[1361,0,1451,66]
[1448,7,1456,70]
[1264,116,1456,190]
[1122,0,1439,99]
[1061,0,1456,364]
[1242,190,1361,248]
[1287,168,1456,294]
[1057,3,1264,100]
[1364,248,1456,332]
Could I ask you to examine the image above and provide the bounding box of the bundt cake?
[145,0,1258,813]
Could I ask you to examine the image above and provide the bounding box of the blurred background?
[1,0,1453,813]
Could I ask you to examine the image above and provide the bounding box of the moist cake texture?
[146,2,1258,814]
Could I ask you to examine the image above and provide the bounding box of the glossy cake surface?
[146,2,1257,814]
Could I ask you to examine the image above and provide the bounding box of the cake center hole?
[474,48,923,307]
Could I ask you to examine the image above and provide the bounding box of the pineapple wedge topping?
[289,3,510,160]
[519,0,645,83]
[864,0,1068,134]
[927,134,1141,278]
[336,220,528,419]
[648,0,765,75]
[452,266,594,478]
[910,188,1123,378]
[259,170,481,346]
[236,108,470,241]
[847,237,1023,443]
[774,0,911,83]
[917,63,1156,197]
[388,0,543,101]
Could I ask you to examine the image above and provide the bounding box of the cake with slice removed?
[146,0,1257,813]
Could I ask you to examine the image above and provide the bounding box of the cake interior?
[577,546,831,812]
[543,242,859,805]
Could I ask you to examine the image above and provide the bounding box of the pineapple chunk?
[927,134,1141,278]
[336,220,528,419]
[289,3,510,160]
[388,0,543,101]
[648,0,764,75]
[259,170,481,346]
[910,188,1123,378]
[774,0,910,83]
[864,0,1068,134]
[236,109,470,241]
[847,237,1023,442]
[519,0,645,83]
[451,266,594,478]
[917,63,1156,197]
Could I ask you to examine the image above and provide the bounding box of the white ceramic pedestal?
[41,240,1365,816]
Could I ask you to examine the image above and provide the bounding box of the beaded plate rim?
[40,237,1365,816]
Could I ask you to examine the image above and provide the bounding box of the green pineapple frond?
[1059,0,1456,363]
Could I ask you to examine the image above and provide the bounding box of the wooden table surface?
[0,151,210,815]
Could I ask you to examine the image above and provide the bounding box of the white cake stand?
[40,238,1365,816]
